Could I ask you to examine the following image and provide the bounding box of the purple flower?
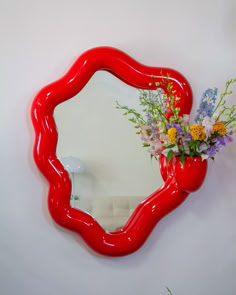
[168,123,184,135]
[185,133,192,141]
[145,111,158,134]
[213,136,226,147]
[225,133,233,143]
[205,134,233,158]
[206,145,218,157]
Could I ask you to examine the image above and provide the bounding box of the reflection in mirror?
[54,71,164,232]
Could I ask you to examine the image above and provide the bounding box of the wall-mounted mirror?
[32,46,193,256]
[54,71,163,232]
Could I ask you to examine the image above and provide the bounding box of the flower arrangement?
[116,77,236,165]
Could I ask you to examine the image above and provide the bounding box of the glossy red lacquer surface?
[31,46,207,256]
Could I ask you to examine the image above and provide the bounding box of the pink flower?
[147,139,163,156]
[159,133,168,142]
[140,125,152,145]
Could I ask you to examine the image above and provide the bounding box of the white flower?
[202,116,215,138]
[212,113,219,120]
[201,154,209,161]
[197,142,209,153]
[161,145,179,157]
[182,141,190,155]
[182,114,190,125]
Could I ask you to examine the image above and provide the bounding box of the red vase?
[160,154,208,193]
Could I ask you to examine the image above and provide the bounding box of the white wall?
[0,0,235,294]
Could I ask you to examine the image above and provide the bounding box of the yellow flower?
[211,121,227,136]
[190,124,206,141]
[168,128,177,144]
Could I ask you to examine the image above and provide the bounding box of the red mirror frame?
[31,47,207,256]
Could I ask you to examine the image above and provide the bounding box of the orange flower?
[168,128,177,144]
[190,124,206,141]
[211,121,227,136]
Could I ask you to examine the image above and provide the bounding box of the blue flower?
[195,88,218,122]
[204,88,218,102]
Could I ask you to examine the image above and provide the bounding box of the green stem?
[212,80,234,117]
[225,114,236,126]
[140,95,168,131]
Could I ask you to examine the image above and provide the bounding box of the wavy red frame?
[31,47,202,256]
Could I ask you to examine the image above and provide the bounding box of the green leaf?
[196,141,201,148]
[128,118,136,123]
[165,144,176,149]
[167,150,174,162]
[166,287,172,295]
[180,153,185,166]
[175,107,180,113]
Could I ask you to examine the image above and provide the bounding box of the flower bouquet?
[116,77,236,165]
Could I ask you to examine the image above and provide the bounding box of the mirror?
[54,71,163,232]
[32,46,193,256]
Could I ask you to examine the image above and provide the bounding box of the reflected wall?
[54,71,163,231]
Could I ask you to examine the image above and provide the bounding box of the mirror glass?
[54,71,164,232]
